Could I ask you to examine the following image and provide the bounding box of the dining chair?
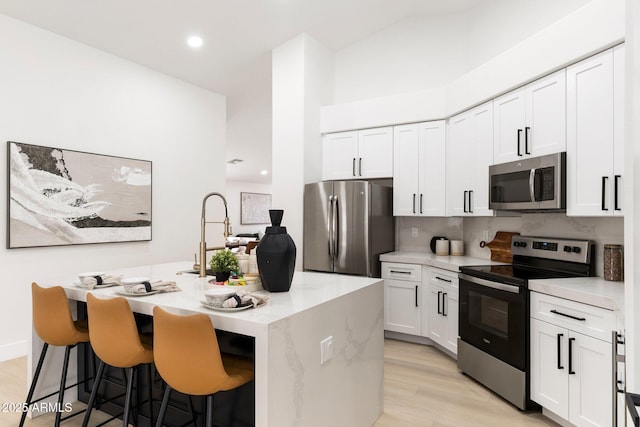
[152,306,254,427]
[82,293,154,427]
[21,282,91,427]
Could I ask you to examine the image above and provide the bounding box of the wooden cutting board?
[480,231,520,263]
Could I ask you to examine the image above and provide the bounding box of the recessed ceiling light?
[187,36,203,48]
[260,170,268,175]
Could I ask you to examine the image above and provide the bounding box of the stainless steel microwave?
[489,152,566,211]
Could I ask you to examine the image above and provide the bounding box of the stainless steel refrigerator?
[303,180,394,277]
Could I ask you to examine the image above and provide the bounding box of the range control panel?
[511,236,592,264]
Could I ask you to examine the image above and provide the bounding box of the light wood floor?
[0,339,558,427]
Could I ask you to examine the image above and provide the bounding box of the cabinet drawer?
[530,292,616,342]
[382,263,421,281]
[428,268,458,296]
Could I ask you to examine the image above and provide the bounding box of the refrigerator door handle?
[333,196,340,258]
[328,195,335,259]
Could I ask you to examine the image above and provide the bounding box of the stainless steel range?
[457,236,595,410]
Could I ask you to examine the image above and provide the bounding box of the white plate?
[122,277,150,285]
[200,301,253,312]
[74,282,119,289]
[116,290,160,297]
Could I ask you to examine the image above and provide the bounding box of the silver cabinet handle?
[359,157,362,176]
[352,158,356,177]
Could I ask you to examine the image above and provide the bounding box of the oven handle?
[459,273,521,294]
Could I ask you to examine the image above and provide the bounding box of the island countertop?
[34,261,385,427]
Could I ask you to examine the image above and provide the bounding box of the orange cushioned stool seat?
[82,293,155,427]
[21,283,91,427]
[152,306,254,427]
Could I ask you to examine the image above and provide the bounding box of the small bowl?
[204,288,236,307]
[122,277,149,292]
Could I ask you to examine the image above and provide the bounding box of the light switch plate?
[320,336,333,365]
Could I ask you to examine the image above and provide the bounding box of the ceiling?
[0,0,483,183]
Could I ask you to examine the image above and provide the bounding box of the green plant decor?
[209,249,239,273]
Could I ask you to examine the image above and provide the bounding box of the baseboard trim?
[0,340,27,362]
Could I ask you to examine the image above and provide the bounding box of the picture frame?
[7,141,152,248]
[240,192,271,224]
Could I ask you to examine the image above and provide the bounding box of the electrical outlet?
[320,336,333,365]
[482,229,490,242]
[411,227,419,238]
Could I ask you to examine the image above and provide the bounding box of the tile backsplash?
[396,214,624,277]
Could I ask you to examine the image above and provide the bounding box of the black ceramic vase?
[256,210,296,292]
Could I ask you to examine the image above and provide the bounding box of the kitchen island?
[29,261,384,427]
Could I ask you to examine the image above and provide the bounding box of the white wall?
[333,0,591,105]
[225,180,273,236]
[323,0,625,133]
[0,15,227,361]
[272,34,333,271]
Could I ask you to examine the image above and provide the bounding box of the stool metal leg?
[155,384,172,427]
[19,342,49,427]
[123,367,135,427]
[147,364,154,426]
[205,395,214,427]
[82,359,106,427]
[54,345,72,427]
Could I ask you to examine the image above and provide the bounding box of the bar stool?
[21,282,91,427]
[82,293,154,427]
[152,307,254,427]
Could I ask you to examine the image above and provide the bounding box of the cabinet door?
[613,44,625,216]
[418,121,446,216]
[567,49,615,216]
[530,319,569,418]
[443,290,459,355]
[322,131,359,180]
[426,282,446,344]
[568,332,612,427]
[393,124,420,216]
[525,69,566,157]
[493,88,526,164]
[384,279,421,335]
[446,113,470,216]
[469,102,494,216]
[358,127,393,178]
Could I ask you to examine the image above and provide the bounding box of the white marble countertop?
[380,251,505,272]
[53,261,382,336]
[528,276,625,311]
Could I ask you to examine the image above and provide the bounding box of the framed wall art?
[240,192,271,224]
[7,141,152,248]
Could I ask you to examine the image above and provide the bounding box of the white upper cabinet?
[323,127,393,180]
[446,102,494,217]
[567,45,624,216]
[493,69,566,164]
[393,121,446,216]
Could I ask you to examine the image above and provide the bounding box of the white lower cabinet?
[423,267,458,355]
[530,292,616,427]
[382,262,421,335]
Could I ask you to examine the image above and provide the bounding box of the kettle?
[430,236,448,254]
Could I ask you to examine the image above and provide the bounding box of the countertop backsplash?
[395,214,624,277]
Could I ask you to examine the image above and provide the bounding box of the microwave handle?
[529,169,536,202]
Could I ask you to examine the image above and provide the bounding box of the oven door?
[458,273,527,371]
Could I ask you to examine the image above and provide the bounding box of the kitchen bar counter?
[380,251,505,272]
[31,261,384,427]
[529,276,625,311]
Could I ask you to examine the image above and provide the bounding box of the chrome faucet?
[198,192,232,277]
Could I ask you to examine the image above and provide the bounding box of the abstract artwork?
[7,141,152,248]
[240,192,271,224]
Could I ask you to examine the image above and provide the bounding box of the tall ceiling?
[0,0,483,183]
